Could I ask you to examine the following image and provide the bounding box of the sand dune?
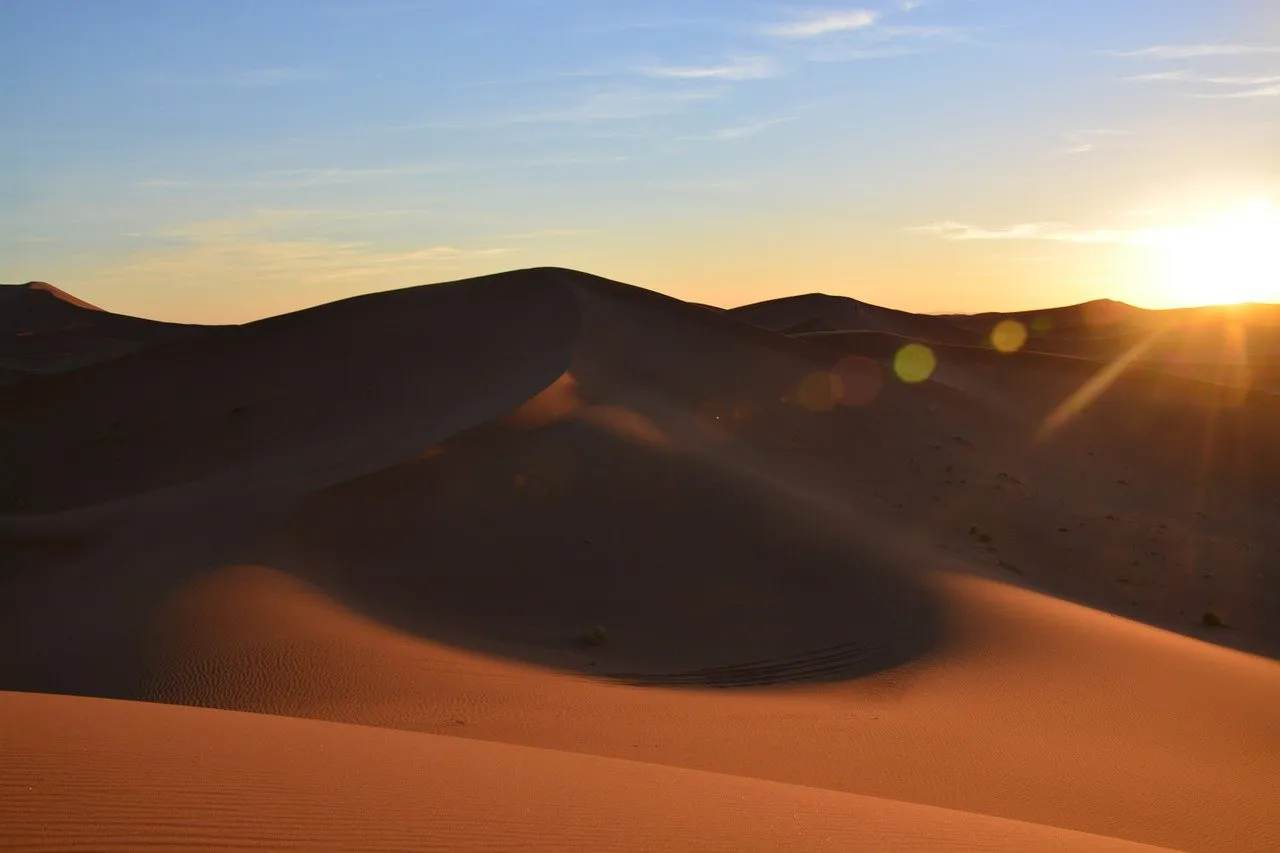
[735,292,1280,385]
[2,691,1180,852]
[731,291,984,343]
[0,281,213,384]
[2,267,1278,851]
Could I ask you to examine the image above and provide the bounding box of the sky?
[2,0,1278,323]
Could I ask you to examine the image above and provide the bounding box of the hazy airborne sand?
[2,268,1279,851]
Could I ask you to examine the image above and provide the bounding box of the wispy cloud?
[1123,67,1280,99]
[1192,84,1280,99]
[1196,73,1277,85]
[1124,69,1196,82]
[768,11,974,62]
[907,221,1131,244]
[636,56,778,80]
[909,221,1066,241]
[1061,128,1128,155]
[1114,44,1280,59]
[765,9,879,39]
[1126,70,1280,85]
[688,117,796,141]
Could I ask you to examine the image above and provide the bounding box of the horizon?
[9,269,1280,328]
[3,0,1278,324]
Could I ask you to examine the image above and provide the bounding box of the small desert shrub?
[1202,611,1225,628]
[580,625,608,647]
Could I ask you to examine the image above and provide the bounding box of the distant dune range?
[733,291,1280,388]
[1,268,1278,851]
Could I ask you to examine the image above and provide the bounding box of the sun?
[1146,201,1280,307]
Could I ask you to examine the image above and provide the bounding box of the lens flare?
[893,343,936,384]
[796,370,840,412]
[832,355,884,406]
[1037,331,1162,440]
[991,320,1028,354]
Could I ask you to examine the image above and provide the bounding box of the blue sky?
[2,0,1277,321]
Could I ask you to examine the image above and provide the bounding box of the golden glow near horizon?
[1142,201,1280,308]
[7,3,1280,323]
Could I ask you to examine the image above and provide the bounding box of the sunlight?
[1145,201,1280,307]
[1036,330,1163,441]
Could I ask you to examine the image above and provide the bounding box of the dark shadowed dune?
[0,268,943,703]
[0,281,217,383]
[730,292,983,344]
[737,291,1280,389]
[269,408,943,688]
[942,298,1146,340]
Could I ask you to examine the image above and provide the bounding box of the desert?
[2,268,1278,851]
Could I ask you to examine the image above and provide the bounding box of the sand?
[2,690,1182,853]
[2,267,1278,851]
[0,281,214,383]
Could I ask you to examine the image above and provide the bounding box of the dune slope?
[0,281,213,383]
[1,691,1181,853]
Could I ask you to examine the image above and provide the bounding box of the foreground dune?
[2,268,1278,850]
[1,691,1180,853]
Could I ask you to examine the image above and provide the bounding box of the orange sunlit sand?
[2,268,1279,851]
